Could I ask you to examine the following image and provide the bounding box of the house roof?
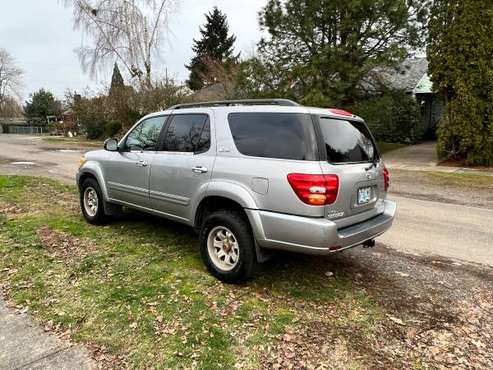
[361,57,433,94]
[414,73,433,94]
[384,58,429,92]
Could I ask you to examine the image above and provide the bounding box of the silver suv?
[77,99,396,283]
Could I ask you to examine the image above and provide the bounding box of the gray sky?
[0,0,267,101]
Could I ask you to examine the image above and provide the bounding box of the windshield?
[318,117,376,163]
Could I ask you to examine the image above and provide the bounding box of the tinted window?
[195,119,210,153]
[125,116,166,151]
[163,114,210,153]
[319,118,376,163]
[228,113,317,160]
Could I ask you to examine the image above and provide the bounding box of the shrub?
[351,92,425,144]
[85,120,106,140]
[105,121,122,138]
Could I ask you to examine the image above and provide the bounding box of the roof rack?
[169,99,299,110]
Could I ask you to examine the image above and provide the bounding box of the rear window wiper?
[365,156,379,171]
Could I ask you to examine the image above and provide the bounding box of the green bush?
[104,121,122,138]
[351,92,425,144]
[85,121,106,140]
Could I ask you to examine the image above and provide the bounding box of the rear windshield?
[228,113,317,160]
[319,117,376,163]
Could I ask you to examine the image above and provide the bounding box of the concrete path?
[383,141,493,176]
[0,299,95,370]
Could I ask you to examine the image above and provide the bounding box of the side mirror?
[104,138,119,152]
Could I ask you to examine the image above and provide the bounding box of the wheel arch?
[77,162,109,200]
[194,194,271,264]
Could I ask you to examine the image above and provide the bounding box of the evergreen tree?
[24,89,62,124]
[428,0,493,165]
[109,63,125,96]
[186,7,238,91]
[256,0,430,105]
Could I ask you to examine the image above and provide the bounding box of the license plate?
[357,187,372,205]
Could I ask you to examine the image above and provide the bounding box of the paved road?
[381,195,493,265]
[0,134,83,183]
[1,134,492,267]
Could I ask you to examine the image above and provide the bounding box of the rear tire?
[199,210,257,284]
[80,178,108,225]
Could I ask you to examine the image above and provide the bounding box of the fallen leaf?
[387,315,406,326]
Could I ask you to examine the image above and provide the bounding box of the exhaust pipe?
[362,239,375,248]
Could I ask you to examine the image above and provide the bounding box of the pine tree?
[186,7,238,91]
[109,62,125,96]
[255,0,430,105]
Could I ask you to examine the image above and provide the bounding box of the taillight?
[383,166,390,191]
[287,174,339,206]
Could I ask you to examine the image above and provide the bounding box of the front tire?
[199,210,257,284]
[80,178,108,225]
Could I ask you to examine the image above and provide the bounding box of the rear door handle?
[192,166,208,174]
[136,160,148,167]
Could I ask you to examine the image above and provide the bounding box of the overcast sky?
[0,0,267,101]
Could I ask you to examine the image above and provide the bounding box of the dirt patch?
[0,202,25,216]
[37,226,93,259]
[257,247,493,369]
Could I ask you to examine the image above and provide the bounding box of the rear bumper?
[246,200,396,255]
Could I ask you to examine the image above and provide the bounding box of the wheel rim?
[83,187,99,217]
[207,226,240,272]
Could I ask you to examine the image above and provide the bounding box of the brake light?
[383,166,390,191]
[328,108,353,117]
[287,174,339,205]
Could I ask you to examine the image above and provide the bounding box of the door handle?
[192,166,208,174]
[136,160,148,167]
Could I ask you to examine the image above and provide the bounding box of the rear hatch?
[316,115,386,227]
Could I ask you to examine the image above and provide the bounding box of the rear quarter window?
[228,113,317,161]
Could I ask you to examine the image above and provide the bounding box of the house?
[363,57,443,139]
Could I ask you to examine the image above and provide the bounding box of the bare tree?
[0,49,24,109]
[63,0,178,88]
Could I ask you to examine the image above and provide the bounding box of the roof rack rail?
[169,99,299,110]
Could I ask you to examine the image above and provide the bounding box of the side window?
[163,114,210,153]
[125,116,166,151]
[228,113,317,160]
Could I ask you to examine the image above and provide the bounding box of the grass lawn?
[426,171,493,190]
[391,169,493,192]
[377,142,407,154]
[42,136,103,148]
[0,176,398,368]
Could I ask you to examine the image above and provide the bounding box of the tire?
[80,177,108,225]
[199,210,257,284]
